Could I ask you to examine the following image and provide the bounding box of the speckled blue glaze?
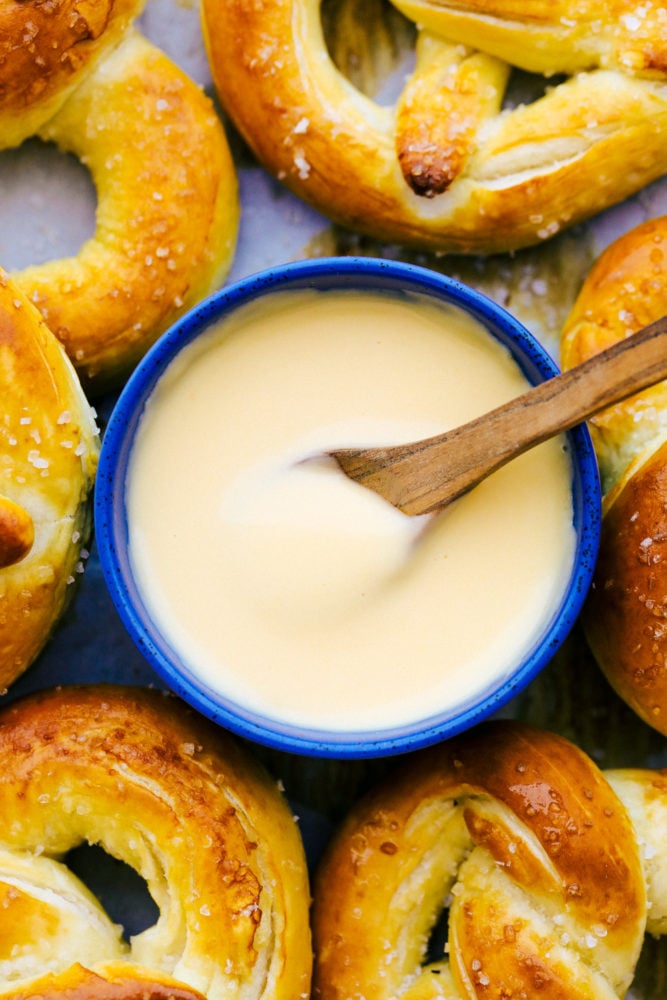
[95,257,601,759]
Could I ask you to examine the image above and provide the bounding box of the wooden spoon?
[329,314,667,517]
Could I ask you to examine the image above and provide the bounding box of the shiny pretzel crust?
[201,0,667,254]
[0,270,98,692]
[561,215,667,735]
[312,720,647,1000]
[0,0,238,392]
[13,31,239,392]
[0,686,312,1000]
[0,0,145,148]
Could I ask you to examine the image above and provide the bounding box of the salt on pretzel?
[312,719,667,999]
[560,215,667,734]
[391,0,667,76]
[0,269,99,693]
[0,0,144,148]
[0,685,312,1000]
[5,962,207,1000]
[6,10,239,393]
[201,0,667,254]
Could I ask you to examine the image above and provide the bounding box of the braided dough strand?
[13,30,239,391]
[0,686,312,1000]
[201,0,667,253]
[312,720,647,1000]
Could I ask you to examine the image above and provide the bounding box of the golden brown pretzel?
[560,216,667,734]
[0,268,98,692]
[0,685,312,1000]
[6,7,239,392]
[0,0,144,148]
[391,0,667,76]
[6,963,207,1000]
[201,0,667,254]
[312,720,666,999]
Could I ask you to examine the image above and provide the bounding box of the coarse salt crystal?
[28,451,48,469]
[294,153,311,179]
[620,13,642,30]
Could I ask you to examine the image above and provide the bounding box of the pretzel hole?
[0,138,96,271]
[424,902,450,964]
[322,0,416,103]
[322,0,567,112]
[65,842,159,942]
[502,69,567,110]
[632,932,667,998]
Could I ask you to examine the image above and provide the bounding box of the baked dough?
[561,216,667,735]
[4,962,207,1000]
[561,215,667,494]
[312,719,666,999]
[0,269,98,692]
[391,0,667,76]
[0,0,144,148]
[201,0,667,254]
[5,3,238,392]
[0,685,312,1000]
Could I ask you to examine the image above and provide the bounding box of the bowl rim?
[95,256,601,759]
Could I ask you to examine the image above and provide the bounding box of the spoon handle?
[332,314,667,516]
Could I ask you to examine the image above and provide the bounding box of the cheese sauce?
[127,289,576,732]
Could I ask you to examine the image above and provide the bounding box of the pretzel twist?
[0,685,312,1000]
[4,0,238,392]
[201,0,667,254]
[312,720,666,1000]
[560,215,667,734]
[0,0,142,148]
[0,268,98,692]
[5,963,207,1000]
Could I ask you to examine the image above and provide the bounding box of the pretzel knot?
[202,0,667,255]
[311,720,667,999]
[0,269,99,693]
[0,686,312,1000]
[4,0,239,392]
[561,215,667,735]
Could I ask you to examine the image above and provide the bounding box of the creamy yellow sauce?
[128,289,576,733]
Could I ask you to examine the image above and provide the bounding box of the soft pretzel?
[0,269,99,693]
[7,12,238,393]
[6,963,207,1000]
[0,685,312,1000]
[311,719,666,999]
[201,0,667,254]
[560,216,667,734]
[0,0,144,148]
[391,0,667,76]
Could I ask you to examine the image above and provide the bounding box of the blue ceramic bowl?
[95,257,601,759]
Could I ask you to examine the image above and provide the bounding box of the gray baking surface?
[1,0,667,988]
